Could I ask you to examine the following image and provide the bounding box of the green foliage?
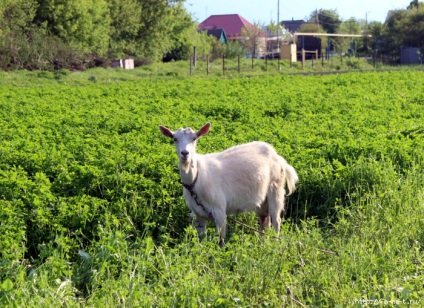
[344,57,362,69]
[35,0,110,55]
[0,0,201,68]
[308,9,342,33]
[380,4,424,58]
[106,0,142,58]
[0,70,423,305]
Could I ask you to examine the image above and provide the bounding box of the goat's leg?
[213,210,227,247]
[192,214,207,239]
[259,215,271,231]
[268,184,285,234]
[257,200,271,231]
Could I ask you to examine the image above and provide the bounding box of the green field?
[1,69,423,306]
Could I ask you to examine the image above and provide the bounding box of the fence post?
[302,49,305,69]
[265,54,268,71]
[190,55,193,76]
[193,46,197,67]
[278,51,281,71]
[222,54,225,76]
[206,55,209,76]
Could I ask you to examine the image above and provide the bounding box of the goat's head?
[159,123,211,165]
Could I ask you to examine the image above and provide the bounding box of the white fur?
[159,123,298,246]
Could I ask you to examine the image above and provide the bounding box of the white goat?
[159,122,298,246]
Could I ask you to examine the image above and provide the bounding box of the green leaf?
[1,279,14,292]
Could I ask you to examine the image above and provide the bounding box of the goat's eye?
[173,138,178,142]
[192,137,197,141]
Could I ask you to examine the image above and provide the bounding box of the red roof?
[198,14,254,39]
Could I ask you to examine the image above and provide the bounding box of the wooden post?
[193,46,197,67]
[290,52,292,68]
[206,55,209,76]
[316,49,318,61]
[190,55,193,76]
[265,54,268,71]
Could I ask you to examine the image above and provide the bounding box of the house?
[199,14,270,57]
[204,29,228,44]
[262,25,291,54]
[198,14,254,40]
[280,19,306,33]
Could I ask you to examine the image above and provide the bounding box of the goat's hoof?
[219,238,225,248]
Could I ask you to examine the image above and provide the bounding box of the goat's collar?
[181,171,212,219]
[182,171,198,191]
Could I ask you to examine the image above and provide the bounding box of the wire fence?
[184,53,388,78]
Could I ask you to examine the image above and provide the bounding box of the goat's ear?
[197,122,211,138]
[159,125,174,139]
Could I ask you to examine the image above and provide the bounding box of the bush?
[345,57,362,69]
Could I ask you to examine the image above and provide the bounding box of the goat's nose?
[181,150,189,157]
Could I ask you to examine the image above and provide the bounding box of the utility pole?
[277,0,280,52]
[277,0,279,27]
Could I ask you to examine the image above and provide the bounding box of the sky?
[184,0,413,24]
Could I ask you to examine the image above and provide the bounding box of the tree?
[0,0,91,70]
[383,6,424,52]
[35,0,110,56]
[241,22,265,58]
[400,4,424,47]
[309,9,342,33]
[359,21,383,55]
[107,0,142,58]
[133,0,202,61]
[333,18,361,54]
[408,0,419,10]
[162,2,209,61]
[298,23,324,33]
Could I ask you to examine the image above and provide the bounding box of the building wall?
[400,47,423,64]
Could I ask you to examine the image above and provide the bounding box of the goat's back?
[209,141,282,171]
[195,142,290,209]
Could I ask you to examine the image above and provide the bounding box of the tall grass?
[0,56,418,88]
[0,70,423,306]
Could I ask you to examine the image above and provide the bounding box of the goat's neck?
[179,158,198,185]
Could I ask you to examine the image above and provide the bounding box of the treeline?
[0,0,212,70]
[1,1,423,71]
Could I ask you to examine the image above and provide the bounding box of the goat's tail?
[284,163,298,196]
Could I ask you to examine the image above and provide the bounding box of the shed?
[400,47,423,64]
[111,59,134,69]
